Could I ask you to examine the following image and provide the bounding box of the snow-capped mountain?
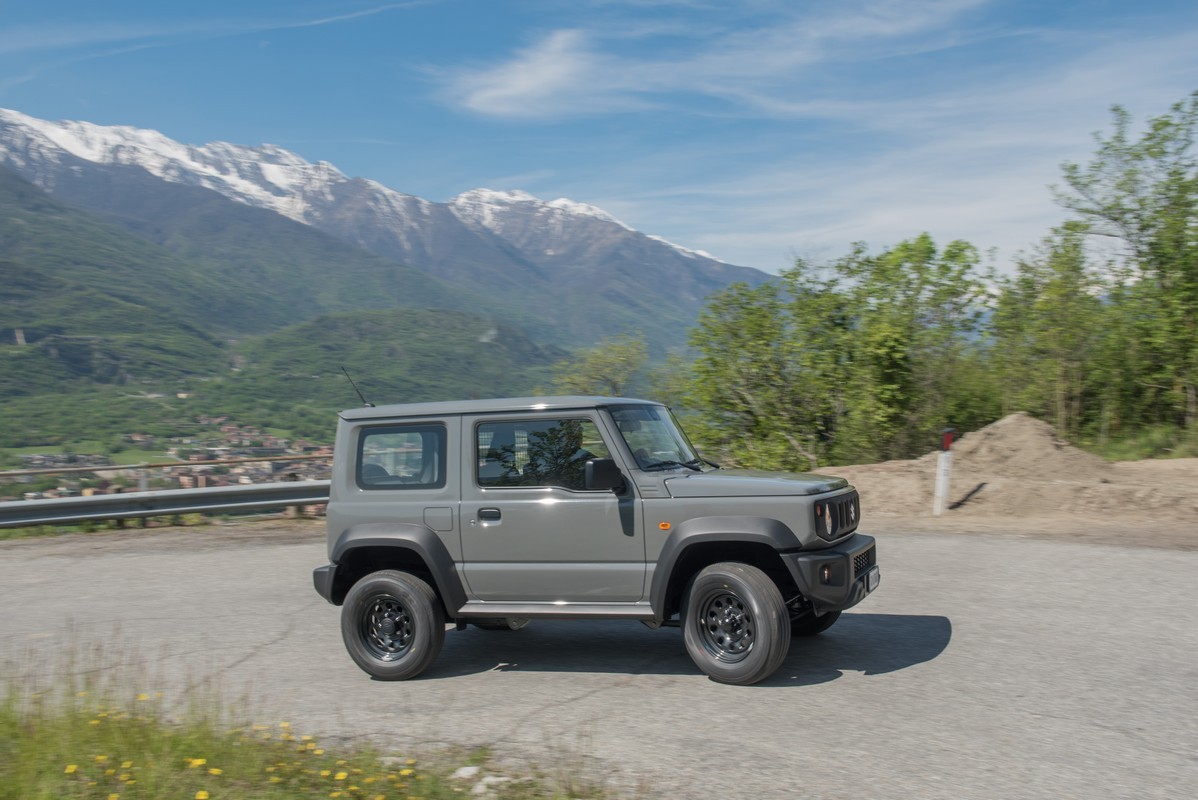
[0,108,767,344]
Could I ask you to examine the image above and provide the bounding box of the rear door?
[459,412,645,602]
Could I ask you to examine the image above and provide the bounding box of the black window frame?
[475,416,610,491]
[355,422,447,491]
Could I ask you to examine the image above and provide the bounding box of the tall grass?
[0,658,617,800]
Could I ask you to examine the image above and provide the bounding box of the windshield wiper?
[643,459,702,472]
[684,457,720,471]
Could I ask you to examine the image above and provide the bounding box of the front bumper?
[313,564,338,603]
[784,533,879,614]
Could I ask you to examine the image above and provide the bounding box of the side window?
[357,424,446,490]
[477,418,610,490]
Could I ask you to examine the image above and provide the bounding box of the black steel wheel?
[791,609,841,637]
[340,570,444,680]
[682,562,790,685]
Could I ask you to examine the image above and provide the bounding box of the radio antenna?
[341,366,374,407]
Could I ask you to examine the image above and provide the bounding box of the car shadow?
[420,613,951,685]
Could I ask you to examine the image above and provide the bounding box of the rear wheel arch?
[330,524,466,613]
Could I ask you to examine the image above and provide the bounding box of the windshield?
[609,405,702,470]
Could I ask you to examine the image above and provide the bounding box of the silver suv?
[313,396,879,685]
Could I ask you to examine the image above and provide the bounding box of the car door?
[459,413,645,603]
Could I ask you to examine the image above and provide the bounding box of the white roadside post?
[932,428,956,516]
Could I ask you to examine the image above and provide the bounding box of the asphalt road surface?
[1,522,1195,799]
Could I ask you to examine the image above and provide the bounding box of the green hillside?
[0,307,565,449]
[0,169,558,449]
[193,309,565,439]
[77,170,481,334]
[0,169,229,388]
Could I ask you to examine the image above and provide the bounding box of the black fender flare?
[649,516,801,617]
[331,522,468,613]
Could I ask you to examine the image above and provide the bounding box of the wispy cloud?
[0,3,426,58]
[438,0,995,119]
[530,22,1198,270]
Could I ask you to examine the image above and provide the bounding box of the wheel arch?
[329,523,467,613]
[650,517,801,621]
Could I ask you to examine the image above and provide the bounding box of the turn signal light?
[659,522,671,530]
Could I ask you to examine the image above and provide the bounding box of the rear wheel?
[682,562,790,685]
[340,570,444,680]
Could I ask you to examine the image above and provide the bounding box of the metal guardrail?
[0,481,331,529]
[0,453,330,478]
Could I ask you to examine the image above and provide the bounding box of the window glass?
[357,424,446,489]
[610,405,700,469]
[477,418,609,490]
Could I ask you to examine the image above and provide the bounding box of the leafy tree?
[992,225,1104,439]
[1057,92,1198,432]
[686,235,997,470]
[551,334,647,397]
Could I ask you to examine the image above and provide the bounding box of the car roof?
[339,395,663,421]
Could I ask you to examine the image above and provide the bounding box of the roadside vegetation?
[3,92,1196,470]
[0,677,614,800]
[555,92,1198,468]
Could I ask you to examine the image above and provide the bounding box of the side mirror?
[585,458,625,492]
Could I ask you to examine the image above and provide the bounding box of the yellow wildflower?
[121,761,133,769]
[188,758,207,768]
[315,749,325,755]
[108,794,120,800]
[94,755,108,763]
[399,768,414,777]
[320,769,332,777]
[208,768,223,775]
[279,721,291,728]
[195,792,210,800]
[136,693,149,701]
[65,765,77,774]
[335,771,348,780]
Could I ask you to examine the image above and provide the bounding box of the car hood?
[663,469,849,498]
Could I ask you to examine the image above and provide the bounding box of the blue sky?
[2,0,1196,273]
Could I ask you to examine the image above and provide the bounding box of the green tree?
[1057,92,1198,432]
[686,235,997,470]
[992,225,1104,440]
[552,334,648,397]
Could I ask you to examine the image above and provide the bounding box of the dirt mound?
[927,412,1109,480]
[825,413,1198,529]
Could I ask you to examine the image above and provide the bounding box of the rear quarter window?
[356,423,446,490]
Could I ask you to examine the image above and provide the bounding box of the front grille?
[853,547,875,577]
[816,490,860,540]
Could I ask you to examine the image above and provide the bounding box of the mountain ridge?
[0,107,769,349]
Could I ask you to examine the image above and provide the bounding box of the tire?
[340,570,444,680]
[681,562,791,685]
[791,609,841,637]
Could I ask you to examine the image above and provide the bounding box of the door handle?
[478,508,502,521]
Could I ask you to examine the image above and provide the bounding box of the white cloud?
[439,0,996,119]
[543,23,1198,273]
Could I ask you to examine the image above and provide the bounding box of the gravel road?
[1,521,1195,799]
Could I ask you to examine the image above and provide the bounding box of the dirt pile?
[827,412,1198,527]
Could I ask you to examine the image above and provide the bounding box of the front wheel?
[340,570,444,680]
[682,562,790,685]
